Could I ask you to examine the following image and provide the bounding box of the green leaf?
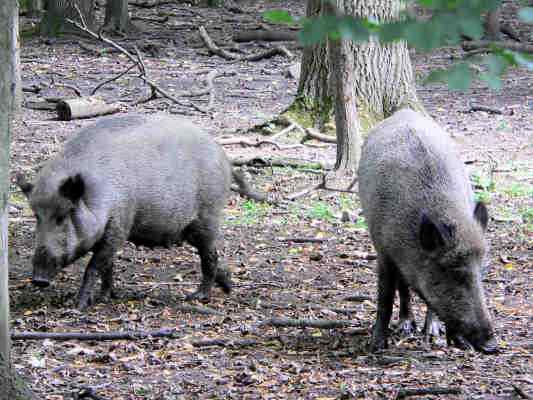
[518,7,533,23]
[263,10,294,24]
[447,63,472,90]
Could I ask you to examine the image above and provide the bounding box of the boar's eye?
[35,215,41,224]
[55,215,66,225]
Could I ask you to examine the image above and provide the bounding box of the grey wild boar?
[17,114,235,309]
[358,109,498,353]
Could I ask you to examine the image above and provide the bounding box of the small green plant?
[504,183,533,198]
[471,172,495,203]
[228,200,271,226]
[307,201,335,222]
[521,207,533,225]
[354,216,368,229]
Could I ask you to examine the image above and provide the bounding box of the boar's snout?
[32,247,62,286]
[447,321,499,354]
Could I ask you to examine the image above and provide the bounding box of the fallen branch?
[270,123,297,141]
[199,26,293,62]
[468,103,503,115]
[174,303,224,316]
[394,387,462,399]
[462,40,533,54]
[91,63,137,95]
[513,385,533,400]
[239,46,293,62]
[199,26,236,61]
[278,237,330,243]
[217,136,283,149]
[67,14,207,114]
[285,181,324,201]
[12,328,177,341]
[265,317,359,329]
[130,0,178,7]
[191,338,260,348]
[231,155,324,170]
[341,294,373,302]
[233,30,298,43]
[304,127,337,143]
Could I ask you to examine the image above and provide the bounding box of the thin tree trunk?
[40,0,96,36]
[484,7,501,40]
[325,0,360,170]
[104,0,136,35]
[0,2,37,398]
[27,0,45,18]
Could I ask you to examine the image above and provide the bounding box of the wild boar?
[358,109,497,353]
[17,114,234,309]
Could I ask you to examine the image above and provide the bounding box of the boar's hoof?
[446,333,475,351]
[370,331,388,353]
[77,292,96,311]
[185,287,211,303]
[396,318,417,336]
[215,268,232,294]
[32,278,51,288]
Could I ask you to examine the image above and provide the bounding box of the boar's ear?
[59,174,85,203]
[474,202,488,231]
[420,213,445,252]
[15,173,33,197]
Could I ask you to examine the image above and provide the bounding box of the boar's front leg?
[184,218,232,303]
[371,255,397,352]
[397,276,416,335]
[78,229,123,310]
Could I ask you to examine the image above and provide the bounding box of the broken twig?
[394,387,462,399]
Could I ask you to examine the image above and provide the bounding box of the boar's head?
[413,202,498,353]
[17,172,89,287]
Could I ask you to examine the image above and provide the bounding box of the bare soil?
[8,1,532,399]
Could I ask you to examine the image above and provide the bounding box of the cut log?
[56,96,121,120]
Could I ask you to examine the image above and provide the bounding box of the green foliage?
[503,183,533,198]
[518,7,533,23]
[263,9,296,25]
[267,0,532,91]
[471,172,496,203]
[307,201,335,222]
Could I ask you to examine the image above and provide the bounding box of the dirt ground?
[8,1,532,399]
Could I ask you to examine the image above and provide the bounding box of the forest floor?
[7,1,532,399]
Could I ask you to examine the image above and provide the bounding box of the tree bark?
[40,0,96,36]
[484,7,501,41]
[0,1,37,398]
[292,0,424,170]
[27,0,45,18]
[104,0,137,35]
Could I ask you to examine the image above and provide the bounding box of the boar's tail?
[231,169,276,204]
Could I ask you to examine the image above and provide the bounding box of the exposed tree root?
[462,40,533,54]
[231,155,325,170]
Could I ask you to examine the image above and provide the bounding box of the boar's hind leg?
[423,309,445,342]
[371,255,397,352]
[78,233,122,310]
[397,276,416,335]
[184,218,232,303]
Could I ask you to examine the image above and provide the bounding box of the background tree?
[0,0,37,397]
[290,0,423,170]
[103,0,136,35]
[40,0,95,36]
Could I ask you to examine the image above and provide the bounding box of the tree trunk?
[324,1,360,170]
[292,0,424,170]
[0,1,37,398]
[103,0,136,35]
[484,7,501,40]
[27,0,45,18]
[40,0,95,36]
